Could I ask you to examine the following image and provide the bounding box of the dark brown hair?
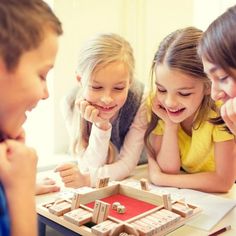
[198,5,236,132]
[198,5,236,80]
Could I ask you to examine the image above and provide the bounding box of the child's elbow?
[215,179,235,193]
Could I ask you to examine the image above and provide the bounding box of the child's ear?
[76,75,83,87]
[76,75,81,83]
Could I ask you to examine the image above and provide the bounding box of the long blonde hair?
[70,33,135,163]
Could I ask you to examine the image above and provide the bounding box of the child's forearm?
[81,124,111,168]
[151,171,234,193]
[156,125,180,173]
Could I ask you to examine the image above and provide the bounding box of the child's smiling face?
[82,61,131,121]
[202,58,236,103]
[154,64,207,125]
[0,31,59,139]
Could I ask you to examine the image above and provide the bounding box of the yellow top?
[152,107,234,173]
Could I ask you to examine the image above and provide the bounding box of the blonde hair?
[70,33,134,163]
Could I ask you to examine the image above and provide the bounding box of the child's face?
[154,64,206,125]
[82,61,130,121]
[0,31,59,139]
[202,58,236,103]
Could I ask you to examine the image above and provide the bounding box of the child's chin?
[99,113,113,120]
[169,117,182,124]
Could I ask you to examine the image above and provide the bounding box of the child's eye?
[90,86,102,90]
[114,87,125,91]
[157,88,166,93]
[219,75,229,81]
[179,92,191,97]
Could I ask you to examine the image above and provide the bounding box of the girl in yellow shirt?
[144,27,236,193]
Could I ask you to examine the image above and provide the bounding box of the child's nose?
[211,84,225,101]
[100,95,113,104]
[165,94,177,107]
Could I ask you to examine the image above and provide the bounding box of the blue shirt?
[0,184,10,236]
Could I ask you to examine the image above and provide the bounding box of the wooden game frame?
[37,182,201,236]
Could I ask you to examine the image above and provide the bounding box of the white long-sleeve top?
[77,99,148,187]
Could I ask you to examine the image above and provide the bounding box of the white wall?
[193,0,236,30]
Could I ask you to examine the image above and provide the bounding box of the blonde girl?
[56,33,147,187]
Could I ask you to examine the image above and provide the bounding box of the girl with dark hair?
[145,27,236,193]
[199,5,236,135]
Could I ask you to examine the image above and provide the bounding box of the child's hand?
[152,96,176,127]
[36,177,60,195]
[0,140,37,195]
[152,96,168,120]
[55,162,90,188]
[152,96,171,123]
[221,98,236,135]
[76,99,111,130]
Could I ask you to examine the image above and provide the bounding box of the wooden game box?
[37,181,201,236]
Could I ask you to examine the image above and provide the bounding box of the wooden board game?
[37,179,201,236]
